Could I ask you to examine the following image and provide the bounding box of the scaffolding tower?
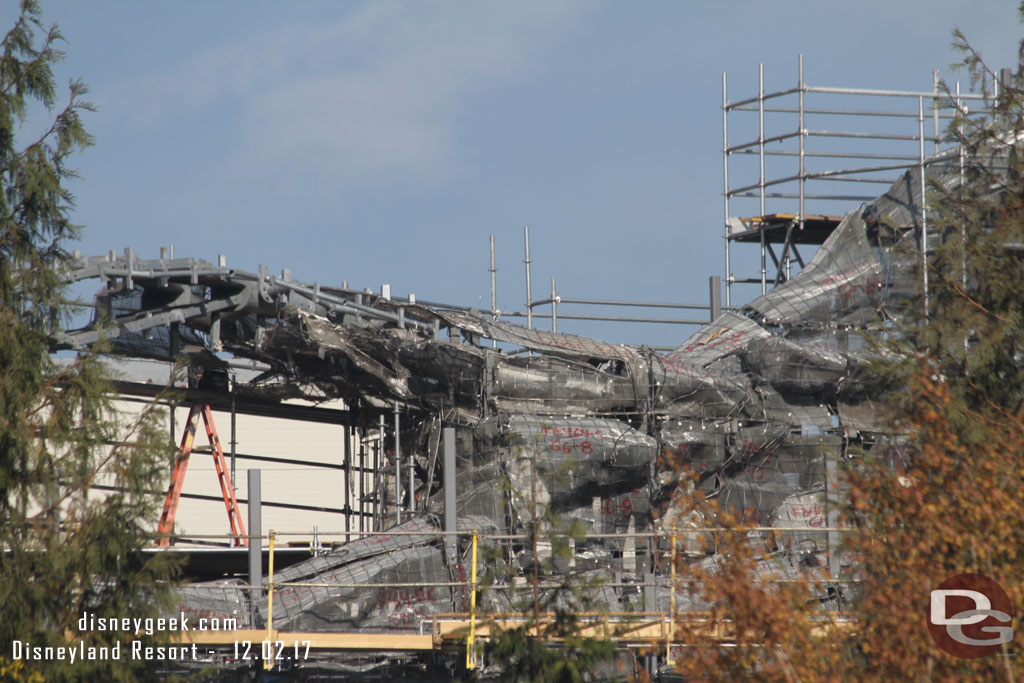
[721,54,989,306]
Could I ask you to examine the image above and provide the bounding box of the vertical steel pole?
[667,528,677,665]
[230,375,237,490]
[932,70,940,155]
[796,54,804,283]
[407,449,415,515]
[490,235,497,348]
[957,82,967,290]
[393,403,402,525]
[247,469,262,628]
[344,425,351,543]
[722,72,731,307]
[466,530,479,670]
[759,62,767,295]
[169,322,180,445]
[919,96,929,315]
[125,246,134,290]
[373,418,379,531]
[264,529,275,671]
[709,275,721,321]
[551,277,557,333]
[376,414,384,531]
[644,568,656,675]
[826,455,840,580]
[524,226,533,329]
[443,427,457,565]
[956,82,964,183]
[359,427,366,534]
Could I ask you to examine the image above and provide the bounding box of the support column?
[247,469,262,628]
[344,425,351,543]
[229,376,237,490]
[358,427,366,534]
[825,453,841,579]
[394,404,402,525]
[169,322,180,445]
[376,414,384,531]
[709,275,722,321]
[551,278,557,333]
[443,428,457,565]
[524,226,533,329]
[490,235,498,349]
[407,449,415,515]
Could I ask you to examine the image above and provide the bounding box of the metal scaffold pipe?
[394,403,402,525]
[919,95,929,317]
[489,234,497,348]
[344,426,350,543]
[796,53,804,283]
[358,427,366,534]
[759,62,767,294]
[443,428,457,565]
[524,225,533,329]
[264,529,276,672]
[551,277,557,333]
[247,470,262,629]
[722,71,731,306]
[466,529,479,670]
[376,414,384,531]
[407,449,415,516]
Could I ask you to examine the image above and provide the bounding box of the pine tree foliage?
[868,21,1024,437]
[838,15,1024,678]
[0,2,179,680]
[481,522,620,682]
[480,450,620,681]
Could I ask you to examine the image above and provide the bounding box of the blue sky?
[12,1,1024,346]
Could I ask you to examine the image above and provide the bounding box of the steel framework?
[721,55,989,305]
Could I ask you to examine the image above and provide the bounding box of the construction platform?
[727,213,843,245]
[175,612,856,653]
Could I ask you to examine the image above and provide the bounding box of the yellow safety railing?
[466,529,478,669]
[264,529,276,672]
[180,525,855,668]
[667,527,677,665]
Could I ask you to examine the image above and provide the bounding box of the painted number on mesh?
[600,497,633,517]
[549,440,593,454]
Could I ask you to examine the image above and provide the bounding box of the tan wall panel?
[108,397,375,547]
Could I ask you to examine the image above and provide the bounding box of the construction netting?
[87,137,988,641]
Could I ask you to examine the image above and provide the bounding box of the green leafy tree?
[0,2,179,680]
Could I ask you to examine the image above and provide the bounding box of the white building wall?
[97,359,376,549]
[165,405,357,547]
